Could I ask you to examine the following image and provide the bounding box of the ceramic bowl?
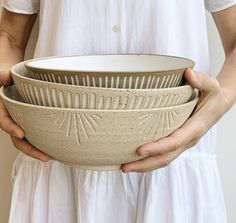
[12,62,193,109]
[25,54,195,88]
[0,85,198,170]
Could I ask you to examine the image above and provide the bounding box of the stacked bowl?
[0,55,198,170]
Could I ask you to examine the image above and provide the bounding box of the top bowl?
[25,54,195,88]
[12,62,193,109]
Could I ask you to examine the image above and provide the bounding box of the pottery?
[12,62,193,109]
[25,54,195,88]
[0,85,198,170]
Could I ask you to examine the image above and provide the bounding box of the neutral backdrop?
[0,4,236,223]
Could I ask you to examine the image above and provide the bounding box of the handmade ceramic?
[12,62,193,109]
[25,54,195,88]
[0,86,198,170]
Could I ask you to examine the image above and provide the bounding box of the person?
[0,0,236,222]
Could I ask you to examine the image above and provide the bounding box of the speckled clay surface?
[24,55,195,88]
[0,86,198,170]
[12,62,193,109]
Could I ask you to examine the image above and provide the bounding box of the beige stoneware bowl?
[0,86,198,170]
[12,62,193,109]
[25,54,195,88]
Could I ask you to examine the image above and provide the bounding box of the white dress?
[3,0,236,222]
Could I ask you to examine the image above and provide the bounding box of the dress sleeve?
[2,0,40,14]
[205,0,236,12]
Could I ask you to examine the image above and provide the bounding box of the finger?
[122,151,178,173]
[0,100,24,138]
[0,69,13,86]
[138,112,205,156]
[184,68,220,94]
[138,135,182,156]
[10,135,51,162]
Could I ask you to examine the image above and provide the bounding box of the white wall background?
[0,4,236,223]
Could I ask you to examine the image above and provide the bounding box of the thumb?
[184,68,219,93]
[0,69,13,86]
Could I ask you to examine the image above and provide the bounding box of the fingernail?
[40,156,50,162]
[121,166,132,173]
[12,131,23,138]
[139,151,150,156]
[189,69,195,75]
[123,168,133,173]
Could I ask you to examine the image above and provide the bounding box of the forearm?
[0,9,37,70]
[0,33,25,70]
[216,45,236,110]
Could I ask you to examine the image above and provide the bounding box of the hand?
[0,69,51,162]
[121,68,230,173]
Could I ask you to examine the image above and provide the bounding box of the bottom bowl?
[0,86,198,170]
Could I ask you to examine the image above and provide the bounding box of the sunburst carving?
[52,112,101,144]
[138,110,179,140]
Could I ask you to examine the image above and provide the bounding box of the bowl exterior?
[3,94,198,170]
[27,69,185,88]
[12,72,193,109]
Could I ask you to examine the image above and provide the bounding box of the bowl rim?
[24,54,195,74]
[12,61,193,93]
[0,85,198,113]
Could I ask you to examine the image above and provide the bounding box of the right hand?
[0,69,51,162]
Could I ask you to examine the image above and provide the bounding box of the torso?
[35,0,215,155]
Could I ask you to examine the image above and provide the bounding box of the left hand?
[121,68,230,173]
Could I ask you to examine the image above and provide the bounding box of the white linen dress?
[3,0,236,222]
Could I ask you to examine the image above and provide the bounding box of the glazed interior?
[4,86,25,102]
[25,54,195,73]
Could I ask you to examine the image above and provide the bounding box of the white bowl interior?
[4,86,24,102]
[25,55,194,72]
